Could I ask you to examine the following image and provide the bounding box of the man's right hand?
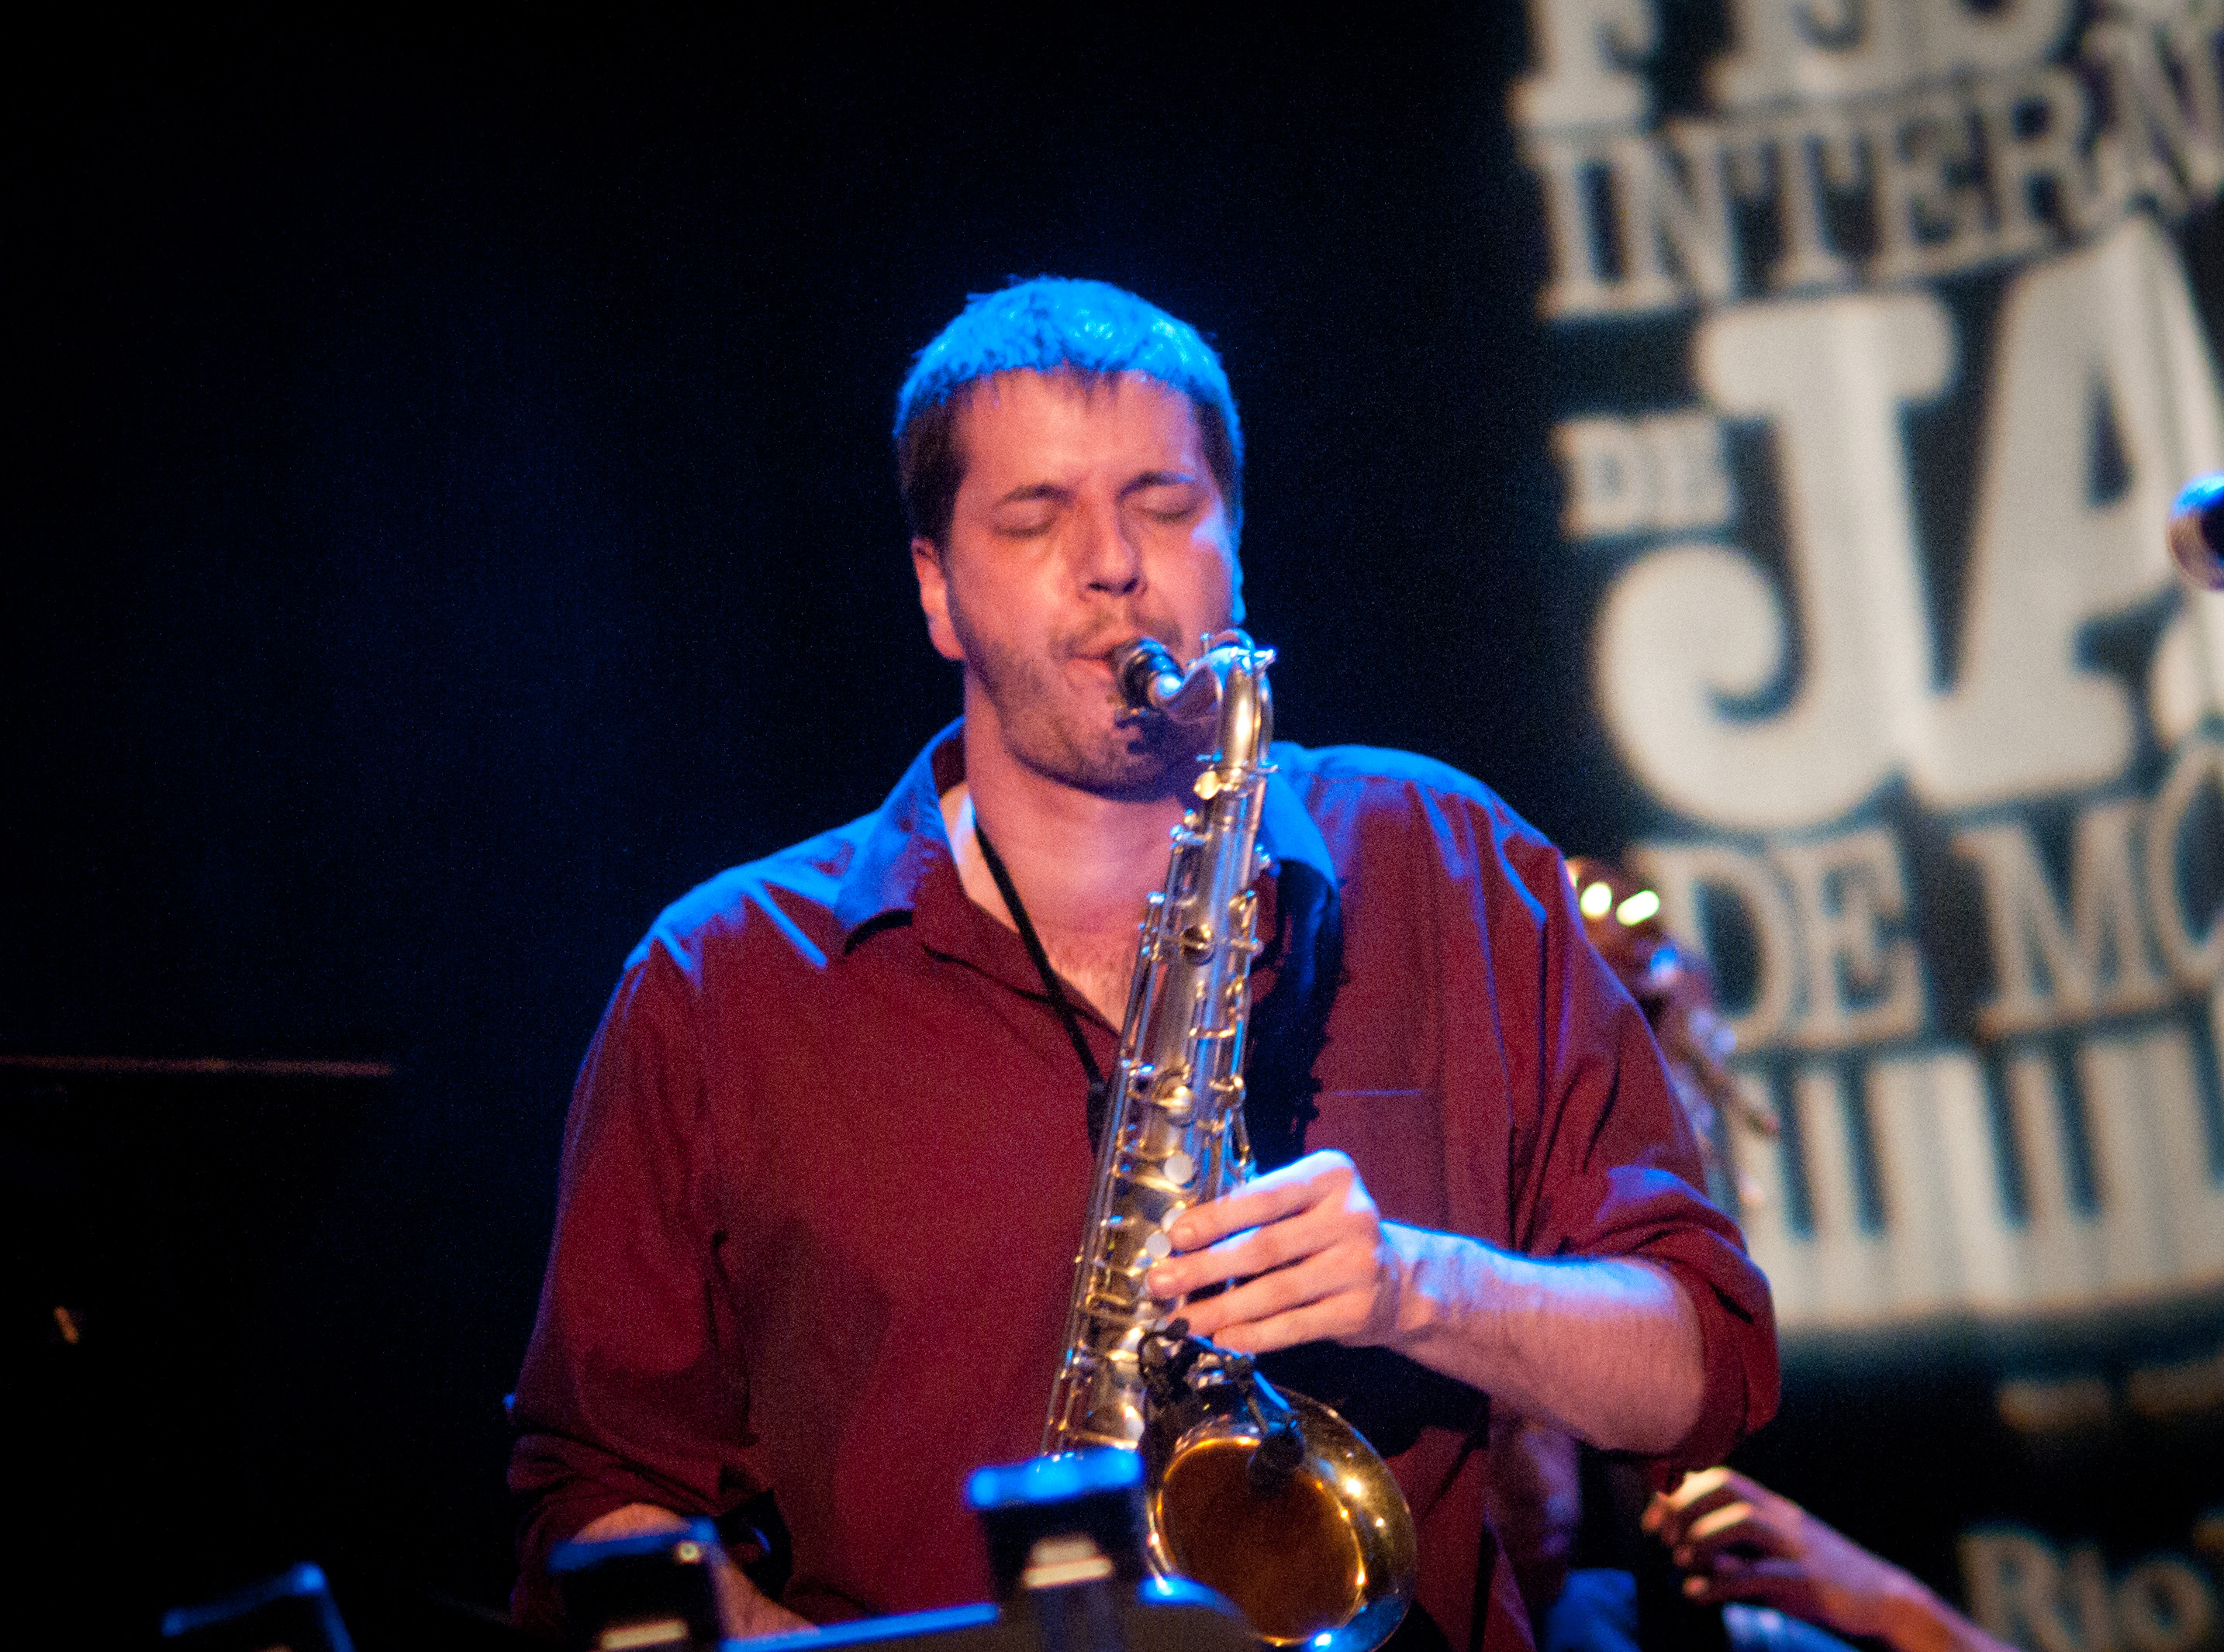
[574,1502,816,1642]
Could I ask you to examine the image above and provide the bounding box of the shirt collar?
[1256,745,1335,886]
[831,719,965,940]
[830,719,1336,944]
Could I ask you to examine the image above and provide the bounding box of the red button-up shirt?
[508,726,1777,1650]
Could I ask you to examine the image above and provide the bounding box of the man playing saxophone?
[508,278,1780,1652]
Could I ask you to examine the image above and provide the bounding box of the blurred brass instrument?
[1041,633,1416,1651]
[1562,857,1777,1222]
[2170,474,2224,590]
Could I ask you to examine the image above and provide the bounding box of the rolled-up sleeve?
[507,940,761,1637]
[1505,829,1779,1472]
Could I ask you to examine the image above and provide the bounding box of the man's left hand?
[1144,1150,1405,1353]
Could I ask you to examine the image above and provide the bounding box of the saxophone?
[1041,631,1417,1652]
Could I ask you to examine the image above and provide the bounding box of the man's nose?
[1071,495,1144,595]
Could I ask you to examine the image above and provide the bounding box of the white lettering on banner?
[1667,775,2224,1323]
[1553,411,1732,538]
[2148,734,2224,982]
[1980,67,2102,260]
[1777,829,1930,1043]
[2125,1340,2224,1417]
[1634,827,1928,1050]
[1517,1,2224,1333]
[1592,219,2224,829]
[1963,1530,2085,1652]
[2150,592,2224,744]
[1711,0,2079,113]
[1632,840,1804,1041]
[1515,2,2224,316]
[1921,216,2224,808]
[1597,292,1952,829]
[1729,1016,2224,1323]
[2119,1563,2220,1652]
[1955,801,2174,1036]
[1512,0,1656,130]
[1962,1530,2219,1652]
[1994,1341,2224,1427]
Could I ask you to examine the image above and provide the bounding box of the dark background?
[6,11,1573,1639]
[12,12,2222,1650]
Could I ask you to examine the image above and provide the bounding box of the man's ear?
[912,536,965,662]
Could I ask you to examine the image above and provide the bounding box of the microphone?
[2170,474,2224,590]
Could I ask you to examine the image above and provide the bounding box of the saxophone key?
[1103,1209,1176,1247]
[1081,1283,1145,1320]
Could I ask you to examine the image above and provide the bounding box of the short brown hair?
[894,278,1243,552]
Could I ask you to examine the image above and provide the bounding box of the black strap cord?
[972,819,1111,1150]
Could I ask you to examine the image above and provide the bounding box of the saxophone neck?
[1202,633,1273,786]
[1111,631,1275,760]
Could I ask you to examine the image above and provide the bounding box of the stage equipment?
[971,1447,1152,1595]
[968,1450,1252,1652]
[551,1522,727,1650]
[547,1453,1250,1652]
[2170,474,2224,589]
[162,1564,355,1652]
[1041,635,1417,1652]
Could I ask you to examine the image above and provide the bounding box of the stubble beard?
[951,610,1200,803]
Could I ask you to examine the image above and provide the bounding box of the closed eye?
[1126,475,1209,523]
[991,485,1067,536]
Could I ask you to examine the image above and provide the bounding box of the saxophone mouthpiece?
[1114,639,1219,723]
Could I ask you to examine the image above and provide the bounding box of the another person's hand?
[1646,1468,2013,1652]
[1144,1150,1403,1354]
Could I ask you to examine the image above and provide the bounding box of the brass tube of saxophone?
[1041,633,1417,1652]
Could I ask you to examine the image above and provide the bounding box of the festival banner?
[1512,0,2224,1642]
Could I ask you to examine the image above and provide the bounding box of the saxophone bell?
[1137,1324,1417,1650]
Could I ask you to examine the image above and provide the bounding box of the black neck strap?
[972,818,1110,1150]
